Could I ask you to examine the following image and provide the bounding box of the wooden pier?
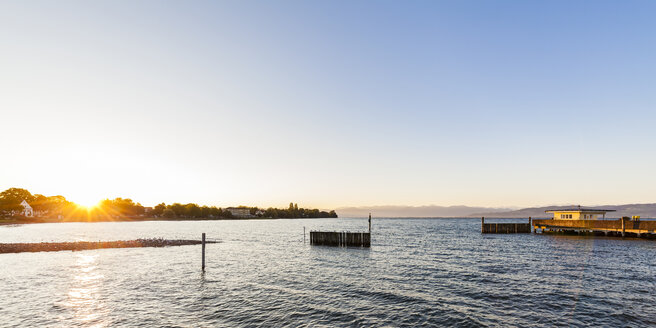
[481,217,532,234]
[310,231,371,247]
[533,218,656,237]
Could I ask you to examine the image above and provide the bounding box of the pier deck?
[533,218,656,237]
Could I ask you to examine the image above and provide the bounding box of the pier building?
[545,207,615,220]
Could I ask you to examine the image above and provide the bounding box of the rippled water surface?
[1,218,655,327]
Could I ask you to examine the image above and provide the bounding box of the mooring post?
[529,217,532,233]
[201,233,206,271]
[368,213,372,233]
[621,217,625,238]
[481,217,484,233]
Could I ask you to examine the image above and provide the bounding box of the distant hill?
[472,203,656,219]
[336,205,515,218]
[336,203,656,218]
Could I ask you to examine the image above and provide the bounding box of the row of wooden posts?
[481,217,532,234]
[309,231,371,247]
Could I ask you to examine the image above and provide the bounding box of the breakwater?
[0,238,217,254]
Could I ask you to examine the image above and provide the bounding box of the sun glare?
[76,198,100,209]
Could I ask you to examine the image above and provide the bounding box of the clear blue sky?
[1,1,655,208]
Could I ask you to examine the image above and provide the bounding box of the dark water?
[1,218,655,327]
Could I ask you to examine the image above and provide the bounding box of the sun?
[75,197,100,209]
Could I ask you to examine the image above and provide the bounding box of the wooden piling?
[368,213,372,232]
[621,217,625,237]
[201,233,206,271]
[481,217,484,232]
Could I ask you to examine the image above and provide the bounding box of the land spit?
[0,238,217,254]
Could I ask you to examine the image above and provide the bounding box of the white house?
[545,206,615,220]
[21,200,34,217]
[226,207,251,218]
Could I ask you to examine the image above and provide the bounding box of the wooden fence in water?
[310,231,371,247]
[481,217,532,234]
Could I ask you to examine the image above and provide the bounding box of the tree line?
[0,188,338,220]
[147,202,336,219]
[263,203,337,218]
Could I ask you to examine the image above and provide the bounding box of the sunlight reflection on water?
[59,254,107,327]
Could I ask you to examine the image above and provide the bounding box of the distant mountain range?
[472,203,656,219]
[337,203,656,218]
[335,205,515,218]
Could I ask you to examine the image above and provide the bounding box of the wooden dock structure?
[310,231,371,247]
[481,217,532,234]
[533,218,656,238]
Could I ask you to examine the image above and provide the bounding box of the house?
[226,207,251,218]
[545,206,615,220]
[20,200,34,217]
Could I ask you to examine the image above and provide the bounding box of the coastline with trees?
[0,188,338,225]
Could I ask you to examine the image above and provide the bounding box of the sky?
[1,1,655,209]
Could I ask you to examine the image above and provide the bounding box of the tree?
[30,195,69,215]
[162,208,175,218]
[0,188,34,203]
[170,203,185,217]
[185,203,201,218]
[0,188,34,213]
[209,206,221,217]
[152,203,167,216]
[200,206,210,218]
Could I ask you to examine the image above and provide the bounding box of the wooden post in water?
[621,217,625,238]
[368,213,372,233]
[481,217,484,233]
[201,233,206,272]
[529,217,532,233]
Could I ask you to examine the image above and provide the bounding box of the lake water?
[1,218,655,327]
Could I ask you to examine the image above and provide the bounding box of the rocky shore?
[0,238,217,254]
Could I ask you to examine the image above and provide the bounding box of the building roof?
[544,208,615,213]
[20,200,32,209]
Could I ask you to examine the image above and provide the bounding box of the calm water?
[1,218,655,327]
